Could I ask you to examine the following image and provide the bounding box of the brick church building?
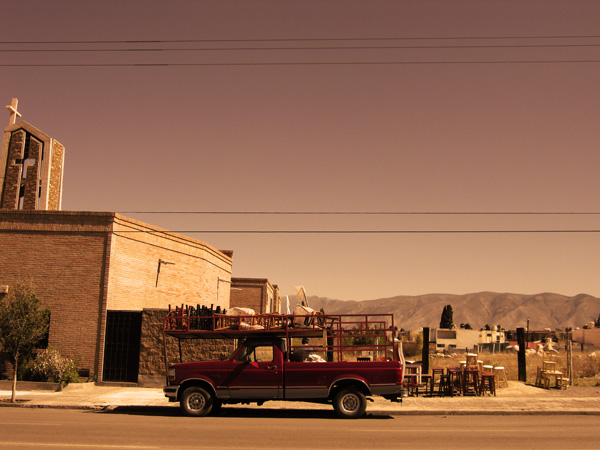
[0,99,279,386]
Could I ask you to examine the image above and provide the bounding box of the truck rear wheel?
[333,388,366,419]
[180,386,214,417]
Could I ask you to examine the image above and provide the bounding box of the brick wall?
[230,278,280,314]
[0,211,234,382]
[0,211,112,374]
[107,214,232,311]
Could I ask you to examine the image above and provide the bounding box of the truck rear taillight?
[168,368,176,381]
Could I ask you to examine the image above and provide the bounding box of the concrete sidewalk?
[1,382,600,415]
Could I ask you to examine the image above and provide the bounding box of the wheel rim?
[341,393,359,412]
[187,392,206,411]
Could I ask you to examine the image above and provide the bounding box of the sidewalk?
[1,382,600,415]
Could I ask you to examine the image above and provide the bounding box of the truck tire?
[180,386,214,417]
[333,388,367,419]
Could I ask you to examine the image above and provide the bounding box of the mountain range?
[305,292,600,331]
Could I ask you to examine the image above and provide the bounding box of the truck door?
[226,341,283,399]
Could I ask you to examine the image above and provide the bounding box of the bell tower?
[0,98,65,210]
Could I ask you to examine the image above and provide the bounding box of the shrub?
[31,347,79,384]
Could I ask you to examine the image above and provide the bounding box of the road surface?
[0,407,598,449]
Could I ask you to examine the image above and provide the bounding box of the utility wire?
[3,60,600,67]
[117,211,600,215]
[113,229,600,234]
[3,43,600,52]
[2,35,600,44]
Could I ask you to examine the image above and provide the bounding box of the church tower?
[0,98,65,210]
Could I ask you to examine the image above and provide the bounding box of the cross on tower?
[6,98,22,126]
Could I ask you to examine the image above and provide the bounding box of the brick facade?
[230,278,280,314]
[0,211,233,382]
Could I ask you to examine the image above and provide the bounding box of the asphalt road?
[1,407,599,449]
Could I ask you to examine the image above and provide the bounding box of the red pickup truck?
[163,310,403,418]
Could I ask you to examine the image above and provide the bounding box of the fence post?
[567,340,573,386]
[422,327,430,375]
[517,327,527,382]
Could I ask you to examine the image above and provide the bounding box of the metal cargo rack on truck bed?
[163,304,400,363]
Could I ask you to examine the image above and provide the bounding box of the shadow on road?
[97,406,393,420]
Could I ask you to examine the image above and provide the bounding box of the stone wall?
[48,140,64,210]
[138,309,235,386]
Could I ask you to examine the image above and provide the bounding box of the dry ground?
[430,349,600,386]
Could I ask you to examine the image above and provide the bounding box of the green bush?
[31,347,79,384]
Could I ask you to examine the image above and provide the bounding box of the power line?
[3,60,600,67]
[113,229,600,234]
[2,35,600,44]
[119,211,600,215]
[3,43,600,53]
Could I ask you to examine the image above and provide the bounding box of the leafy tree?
[595,314,600,328]
[0,282,50,402]
[464,323,473,330]
[439,304,454,329]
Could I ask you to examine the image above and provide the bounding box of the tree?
[0,282,50,403]
[595,314,600,328]
[439,304,454,329]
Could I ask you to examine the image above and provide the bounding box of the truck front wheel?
[333,388,366,419]
[180,386,214,417]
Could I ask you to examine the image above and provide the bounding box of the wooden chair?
[535,366,546,387]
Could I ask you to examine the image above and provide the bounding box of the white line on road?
[1,444,158,449]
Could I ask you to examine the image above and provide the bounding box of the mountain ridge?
[303,292,600,331]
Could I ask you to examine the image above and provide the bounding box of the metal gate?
[102,311,142,383]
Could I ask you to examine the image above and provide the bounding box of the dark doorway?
[102,311,142,383]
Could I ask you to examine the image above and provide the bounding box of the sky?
[2,1,600,301]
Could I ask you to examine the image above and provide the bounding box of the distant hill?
[304,292,600,331]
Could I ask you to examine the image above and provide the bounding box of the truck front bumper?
[163,385,179,402]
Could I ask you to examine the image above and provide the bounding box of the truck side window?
[236,344,274,363]
[253,345,273,363]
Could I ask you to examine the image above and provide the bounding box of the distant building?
[435,327,506,352]
[230,278,280,314]
[572,328,600,347]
